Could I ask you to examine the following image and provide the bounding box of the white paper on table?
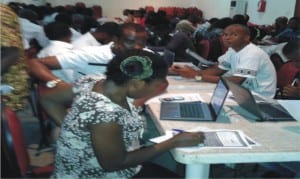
[145,93,204,104]
[149,128,259,151]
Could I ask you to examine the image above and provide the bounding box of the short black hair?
[106,49,168,85]
[44,22,71,40]
[96,22,120,38]
[282,39,300,60]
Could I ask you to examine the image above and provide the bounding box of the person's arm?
[26,56,62,82]
[90,122,204,171]
[282,86,300,98]
[170,64,226,79]
[39,84,74,126]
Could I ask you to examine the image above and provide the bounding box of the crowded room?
[1,0,300,178]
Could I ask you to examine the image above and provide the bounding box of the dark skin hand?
[282,85,300,98]
[170,65,246,84]
[91,122,204,171]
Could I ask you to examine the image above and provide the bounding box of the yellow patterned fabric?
[1,4,29,111]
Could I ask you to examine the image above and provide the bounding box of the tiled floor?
[17,103,294,178]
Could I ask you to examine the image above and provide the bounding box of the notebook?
[224,78,295,121]
[160,77,229,121]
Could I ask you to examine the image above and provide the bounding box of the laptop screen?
[210,79,229,115]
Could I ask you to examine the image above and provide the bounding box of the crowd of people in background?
[1,1,300,178]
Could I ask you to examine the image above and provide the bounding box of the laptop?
[224,78,295,121]
[160,77,229,121]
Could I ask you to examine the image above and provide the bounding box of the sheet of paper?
[149,128,259,150]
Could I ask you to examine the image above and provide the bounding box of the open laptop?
[224,78,295,121]
[160,77,229,121]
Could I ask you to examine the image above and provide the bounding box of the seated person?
[260,39,300,70]
[37,21,76,83]
[26,23,148,84]
[166,16,197,61]
[72,22,120,49]
[170,24,277,98]
[282,71,300,99]
[41,49,204,178]
[282,41,300,99]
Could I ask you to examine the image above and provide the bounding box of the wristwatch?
[46,79,62,88]
[194,75,202,81]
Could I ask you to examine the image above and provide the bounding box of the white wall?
[2,0,296,25]
[48,0,200,19]
[247,0,296,25]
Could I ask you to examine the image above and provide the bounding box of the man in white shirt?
[37,22,77,83]
[72,22,120,49]
[171,24,277,98]
[27,23,149,87]
[18,17,49,49]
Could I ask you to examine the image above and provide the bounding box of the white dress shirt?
[37,40,77,83]
[18,17,49,49]
[56,42,115,78]
[72,32,101,49]
[70,27,82,42]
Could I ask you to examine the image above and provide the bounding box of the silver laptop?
[160,77,229,121]
[224,78,295,121]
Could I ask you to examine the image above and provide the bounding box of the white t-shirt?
[37,40,77,83]
[56,42,115,78]
[72,32,101,49]
[218,43,277,98]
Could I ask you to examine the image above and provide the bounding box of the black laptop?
[160,77,229,121]
[224,78,295,121]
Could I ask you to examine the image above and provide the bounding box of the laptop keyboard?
[179,102,204,118]
[258,103,289,117]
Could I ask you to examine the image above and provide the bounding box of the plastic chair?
[276,62,300,90]
[196,39,210,59]
[28,77,53,155]
[1,106,54,177]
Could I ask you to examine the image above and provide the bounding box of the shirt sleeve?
[218,50,232,70]
[56,44,114,70]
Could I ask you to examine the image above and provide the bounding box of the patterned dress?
[1,4,29,110]
[52,76,144,178]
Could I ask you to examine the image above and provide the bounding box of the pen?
[172,128,185,134]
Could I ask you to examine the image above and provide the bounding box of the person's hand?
[282,85,300,98]
[169,65,199,78]
[171,132,204,147]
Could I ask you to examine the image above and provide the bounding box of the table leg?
[185,164,210,179]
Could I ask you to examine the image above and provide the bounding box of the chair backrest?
[2,106,30,177]
[196,39,210,59]
[208,36,227,62]
[270,53,285,71]
[277,62,300,89]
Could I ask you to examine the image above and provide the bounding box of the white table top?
[146,79,300,166]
